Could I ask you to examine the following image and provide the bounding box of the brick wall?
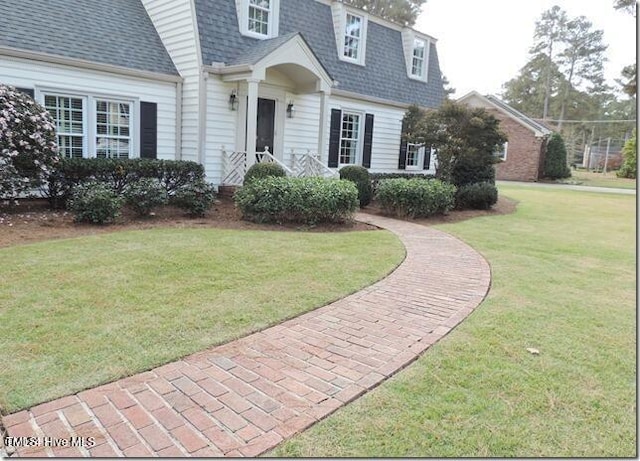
[488,109,545,182]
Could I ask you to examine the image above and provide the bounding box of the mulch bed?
[0,196,518,248]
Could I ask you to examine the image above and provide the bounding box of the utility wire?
[532,118,636,123]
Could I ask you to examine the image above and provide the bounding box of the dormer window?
[411,39,426,78]
[238,0,279,39]
[343,13,363,61]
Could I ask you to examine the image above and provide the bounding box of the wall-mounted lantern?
[286,100,295,119]
[229,90,239,111]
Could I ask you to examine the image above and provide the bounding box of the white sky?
[415,0,637,99]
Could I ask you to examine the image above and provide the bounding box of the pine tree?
[343,0,426,26]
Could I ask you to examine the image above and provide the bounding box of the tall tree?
[343,0,426,26]
[441,75,456,99]
[614,0,636,16]
[616,64,636,96]
[530,5,568,119]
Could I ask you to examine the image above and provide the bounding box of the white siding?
[141,0,201,163]
[0,56,177,159]
[283,92,321,166]
[204,76,238,184]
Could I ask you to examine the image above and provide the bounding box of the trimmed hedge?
[339,165,373,207]
[124,178,168,217]
[376,178,456,218]
[244,162,287,184]
[69,181,123,224]
[45,158,205,208]
[455,181,498,210]
[234,176,358,225]
[173,180,217,217]
[370,172,435,194]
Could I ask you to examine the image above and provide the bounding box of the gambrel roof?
[0,0,179,76]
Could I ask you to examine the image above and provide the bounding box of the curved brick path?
[1,214,491,458]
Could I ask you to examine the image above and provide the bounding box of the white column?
[317,90,330,161]
[246,79,260,168]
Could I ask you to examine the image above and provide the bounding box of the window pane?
[344,14,362,59]
[96,99,132,159]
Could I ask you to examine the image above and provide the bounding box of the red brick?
[198,377,229,397]
[106,422,141,450]
[35,411,59,425]
[202,427,242,453]
[120,406,154,429]
[51,445,83,457]
[190,391,224,412]
[172,376,202,396]
[147,377,175,395]
[138,424,174,451]
[124,443,154,457]
[108,390,136,410]
[92,403,122,428]
[192,445,224,457]
[62,403,93,427]
[181,407,216,431]
[89,442,119,457]
[219,391,252,413]
[157,445,185,457]
[240,407,277,432]
[210,356,236,370]
[170,425,208,453]
[252,377,285,399]
[246,392,280,413]
[212,407,247,432]
[181,365,210,382]
[223,376,255,396]
[229,365,260,383]
[238,431,283,457]
[30,395,77,416]
[75,420,108,447]
[164,391,195,413]
[334,384,366,403]
[152,406,185,431]
[6,421,36,438]
[236,423,262,442]
[136,389,167,411]
[78,389,107,408]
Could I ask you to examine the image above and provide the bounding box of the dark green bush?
[617,131,636,179]
[68,181,123,224]
[244,162,287,184]
[173,180,217,217]
[455,182,498,210]
[375,178,456,218]
[234,177,358,225]
[339,165,373,207]
[124,178,168,216]
[370,172,435,194]
[45,158,204,208]
[543,133,571,179]
[451,160,496,188]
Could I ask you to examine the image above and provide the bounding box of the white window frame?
[495,142,508,161]
[410,38,427,80]
[239,0,280,39]
[38,89,138,159]
[337,9,367,66]
[42,93,87,159]
[406,143,424,170]
[95,99,134,159]
[338,110,364,167]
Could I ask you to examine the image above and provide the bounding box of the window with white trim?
[96,100,132,159]
[406,143,423,169]
[411,39,426,78]
[494,142,508,161]
[343,13,363,61]
[44,95,85,158]
[248,0,271,36]
[339,112,361,165]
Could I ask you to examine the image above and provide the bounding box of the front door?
[256,98,276,155]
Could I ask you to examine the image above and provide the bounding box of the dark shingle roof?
[0,0,178,76]
[486,95,552,135]
[227,32,300,66]
[195,0,445,107]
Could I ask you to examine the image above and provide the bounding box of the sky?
[416,0,637,99]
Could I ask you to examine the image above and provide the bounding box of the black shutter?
[328,108,342,168]
[16,88,35,98]
[140,101,157,159]
[423,146,432,170]
[362,113,374,168]
[398,119,407,170]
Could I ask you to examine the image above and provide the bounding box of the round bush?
[234,176,358,225]
[124,178,168,216]
[0,84,60,201]
[244,162,287,184]
[375,178,456,218]
[339,165,373,207]
[173,180,217,217]
[455,182,498,210]
[69,182,123,224]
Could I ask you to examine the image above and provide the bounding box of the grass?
[0,228,404,414]
[270,185,636,457]
[559,169,636,189]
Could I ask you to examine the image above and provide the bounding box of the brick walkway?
[1,213,491,458]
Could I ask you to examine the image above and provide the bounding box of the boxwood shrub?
[370,172,435,194]
[244,162,287,184]
[173,179,217,217]
[339,165,373,207]
[124,178,168,217]
[68,181,123,224]
[455,181,498,210]
[376,178,456,218]
[234,176,358,225]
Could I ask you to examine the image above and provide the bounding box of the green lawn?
[271,186,636,457]
[560,169,636,189]
[0,228,404,414]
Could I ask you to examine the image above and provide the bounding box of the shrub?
[45,158,204,208]
[339,165,373,207]
[370,172,435,194]
[244,162,287,184]
[68,181,123,224]
[375,178,456,218]
[0,84,60,201]
[451,159,496,188]
[617,132,636,179]
[455,182,498,210]
[544,133,571,179]
[173,180,217,217]
[234,177,358,225]
[124,178,168,216]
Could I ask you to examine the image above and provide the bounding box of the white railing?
[222,146,301,186]
[291,150,339,179]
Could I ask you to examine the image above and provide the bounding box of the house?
[457,91,553,182]
[0,0,446,186]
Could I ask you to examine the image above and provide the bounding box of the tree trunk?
[543,42,553,120]
[558,58,576,131]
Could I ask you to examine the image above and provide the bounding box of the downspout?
[175,81,183,160]
[198,70,208,165]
